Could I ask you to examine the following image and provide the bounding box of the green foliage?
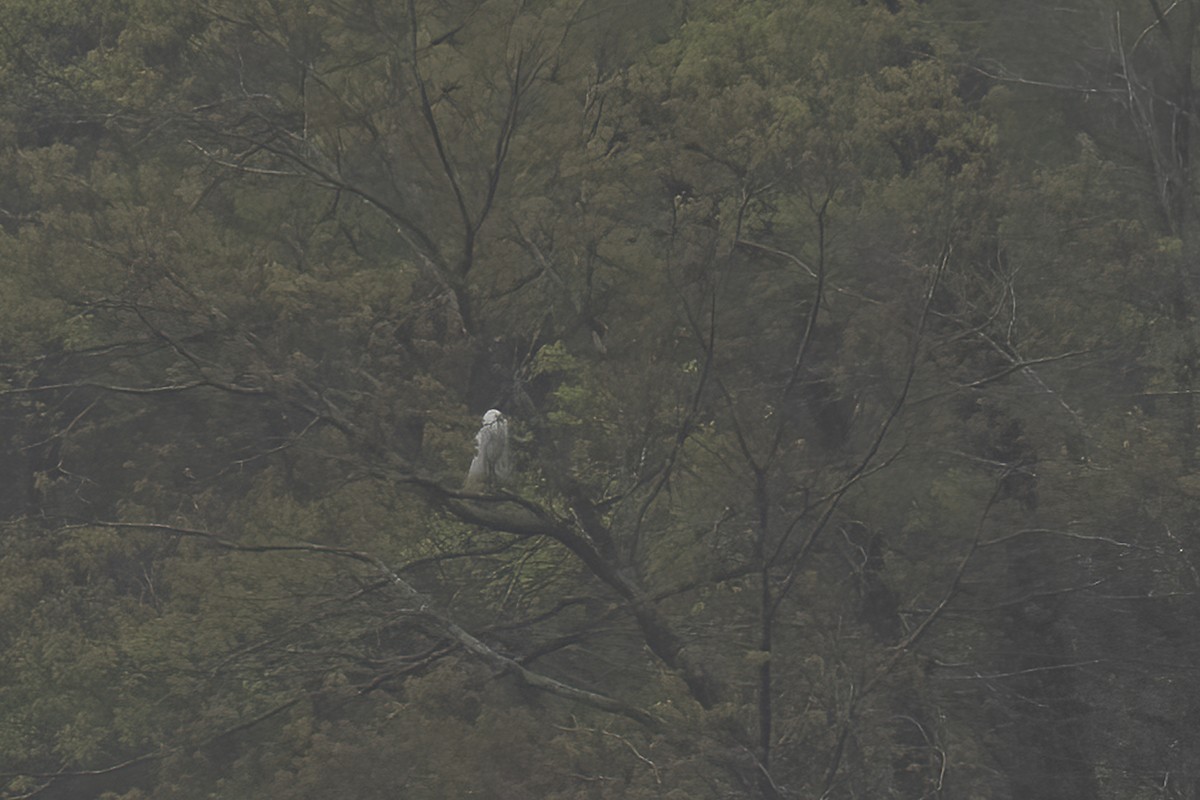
[5,1,1200,799]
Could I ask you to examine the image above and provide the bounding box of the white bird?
[465,409,512,491]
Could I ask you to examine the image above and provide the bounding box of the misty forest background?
[2,0,1200,798]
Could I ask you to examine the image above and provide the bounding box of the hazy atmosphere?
[2,1,1198,798]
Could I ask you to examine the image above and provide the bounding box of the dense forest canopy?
[2,0,1200,798]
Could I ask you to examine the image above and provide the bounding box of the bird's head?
[482,409,504,425]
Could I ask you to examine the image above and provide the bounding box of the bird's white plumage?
[465,409,511,491]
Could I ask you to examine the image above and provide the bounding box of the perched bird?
[465,409,512,491]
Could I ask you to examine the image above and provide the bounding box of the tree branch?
[67,519,659,727]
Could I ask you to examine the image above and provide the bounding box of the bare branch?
[67,520,660,727]
[956,349,1094,390]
